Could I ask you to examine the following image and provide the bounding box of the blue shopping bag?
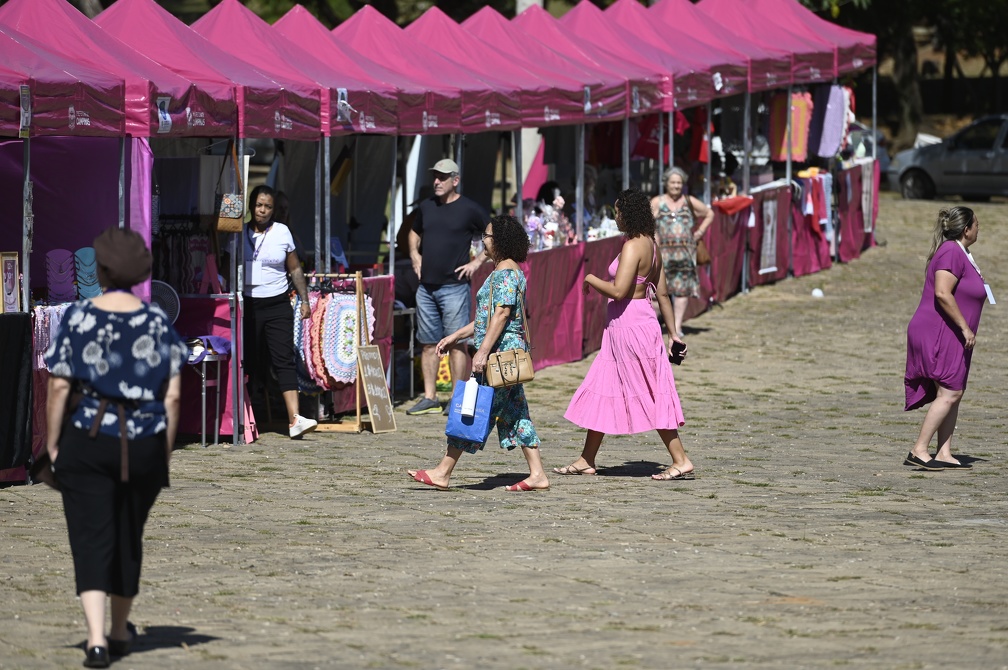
[444,379,495,443]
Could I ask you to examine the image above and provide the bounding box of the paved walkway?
[2,197,1006,669]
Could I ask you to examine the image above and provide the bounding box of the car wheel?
[900,170,935,200]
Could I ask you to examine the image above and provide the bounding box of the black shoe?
[903,452,942,470]
[108,621,137,656]
[931,458,972,469]
[83,645,110,668]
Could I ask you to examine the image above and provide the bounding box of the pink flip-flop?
[410,469,448,491]
[504,480,549,492]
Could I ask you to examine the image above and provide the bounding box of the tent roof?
[752,0,876,74]
[0,24,124,137]
[604,0,748,102]
[407,7,591,128]
[0,0,229,137]
[513,5,666,117]
[334,5,521,133]
[697,0,836,85]
[649,0,792,92]
[96,0,317,139]
[274,6,433,135]
[462,6,628,122]
[192,0,341,138]
[193,0,397,137]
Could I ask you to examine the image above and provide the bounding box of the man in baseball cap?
[406,159,489,415]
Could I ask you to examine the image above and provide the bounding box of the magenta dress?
[905,241,987,411]
[565,245,686,434]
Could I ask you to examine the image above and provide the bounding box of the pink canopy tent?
[604,0,749,103]
[562,1,707,109]
[752,0,876,75]
[192,0,396,137]
[697,0,835,85]
[0,25,124,137]
[191,0,338,137]
[275,5,440,135]
[333,6,521,133]
[462,7,627,122]
[650,0,792,92]
[95,0,318,140]
[407,7,590,128]
[513,5,665,117]
[0,0,233,137]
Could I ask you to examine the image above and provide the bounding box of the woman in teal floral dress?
[409,215,548,492]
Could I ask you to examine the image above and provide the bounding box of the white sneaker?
[289,414,318,438]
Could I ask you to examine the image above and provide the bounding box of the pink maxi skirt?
[565,297,685,434]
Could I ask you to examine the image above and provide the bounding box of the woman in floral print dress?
[409,215,547,492]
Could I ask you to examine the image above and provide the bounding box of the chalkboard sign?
[356,345,396,433]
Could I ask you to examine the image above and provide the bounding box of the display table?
[186,352,227,447]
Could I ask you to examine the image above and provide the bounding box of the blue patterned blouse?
[474,269,529,352]
[45,300,188,439]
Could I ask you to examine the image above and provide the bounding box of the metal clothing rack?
[306,271,372,434]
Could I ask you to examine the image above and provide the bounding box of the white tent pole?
[513,129,523,222]
[233,136,245,446]
[743,91,751,195]
[658,111,665,183]
[575,124,584,240]
[704,102,712,205]
[22,138,31,313]
[324,138,331,273]
[118,138,126,229]
[388,138,397,272]
[315,140,322,274]
[621,118,629,190]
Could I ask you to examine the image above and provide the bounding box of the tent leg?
[388,137,397,272]
[621,118,629,190]
[658,111,665,183]
[575,124,584,241]
[118,137,126,229]
[22,138,31,313]
[668,110,675,170]
[455,134,464,192]
[315,140,322,274]
[785,85,794,277]
[234,136,245,446]
[743,91,751,195]
[324,138,331,273]
[512,130,523,223]
[704,102,712,205]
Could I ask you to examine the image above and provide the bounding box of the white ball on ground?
[811,288,824,298]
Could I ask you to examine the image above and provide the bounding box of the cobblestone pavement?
[2,197,1007,669]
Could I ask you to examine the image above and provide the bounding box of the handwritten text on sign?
[357,345,396,433]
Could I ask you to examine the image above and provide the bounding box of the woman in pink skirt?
[554,189,695,481]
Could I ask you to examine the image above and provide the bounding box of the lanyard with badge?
[957,240,995,305]
[246,224,272,285]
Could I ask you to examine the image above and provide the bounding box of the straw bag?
[695,238,711,266]
[484,275,534,388]
[215,141,244,233]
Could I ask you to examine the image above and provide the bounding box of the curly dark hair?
[614,188,655,238]
[488,214,529,263]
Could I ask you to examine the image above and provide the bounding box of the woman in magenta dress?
[904,206,986,470]
[554,189,694,481]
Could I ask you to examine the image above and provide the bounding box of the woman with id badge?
[904,206,992,470]
[242,185,317,438]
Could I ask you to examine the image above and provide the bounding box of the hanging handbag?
[484,276,535,388]
[214,141,244,234]
[444,378,495,443]
[686,195,711,266]
[695,238,711,266]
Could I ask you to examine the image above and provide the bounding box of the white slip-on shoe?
[289,414,318,438]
